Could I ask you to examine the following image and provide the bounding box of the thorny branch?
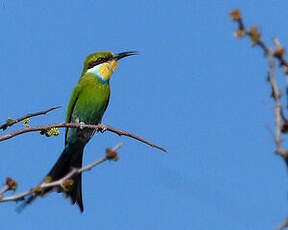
[230,9,288,230]
[0,143,122,203]
[0,104,165,208]
[0,122,167,152]
[0,106,61,131]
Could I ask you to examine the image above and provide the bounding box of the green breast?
[66,73,110,145]
[72,74,110,125]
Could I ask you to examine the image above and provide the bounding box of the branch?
[275,218,288,230]
[0,177,17,199]
[0,143,122,203]
[267,46,284,156]
[0,106,61,131]
[0,122,167,152]
[230,9,288,160]
[230,9,288,229]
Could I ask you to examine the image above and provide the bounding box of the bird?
[21,51,137,212]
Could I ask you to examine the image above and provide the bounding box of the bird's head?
[81,51,137,81]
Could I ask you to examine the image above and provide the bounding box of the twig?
[230,9,288,159]
[103,124,167,152]
[0,122,167,152]
[275,218,288,230]
[267,48,284,156]
[230,10,288,66]
[0,106,61,131]
[0,143,122,203]
[230,9,288,229]
[0,185,9,198]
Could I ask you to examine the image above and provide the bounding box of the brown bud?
[6,177,18,191]
[229,9,242,21]
[281,122,288,133]
[106,148,119,161]
[63,179,74,192]
[34,186,42,193]
[234,29,246,38]
[274,45,285,58]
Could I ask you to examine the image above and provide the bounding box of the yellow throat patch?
[97,60,118,80]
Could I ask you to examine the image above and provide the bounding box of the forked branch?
[230,9,288,161]
[0,143,122,203]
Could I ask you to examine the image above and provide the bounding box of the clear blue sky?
[1,0,288,229]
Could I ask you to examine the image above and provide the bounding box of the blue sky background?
[1,0,288,229]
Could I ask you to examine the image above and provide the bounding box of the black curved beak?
[114,51,138,61]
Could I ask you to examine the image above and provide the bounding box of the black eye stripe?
[87,57,110,69]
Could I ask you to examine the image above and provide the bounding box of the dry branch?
[230,9,288,230]
[0,143,122,203]
[0,106,61,131]
[0,122,167,152]
[276,218,288,230]
[230,9,288,161]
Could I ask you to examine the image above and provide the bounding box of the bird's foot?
[79,122,85,130]
[98,124,107,133]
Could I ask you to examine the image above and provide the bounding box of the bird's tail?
[19,143,85,212]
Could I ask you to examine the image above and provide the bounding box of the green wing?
[65,84,82,144]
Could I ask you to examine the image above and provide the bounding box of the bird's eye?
[87,57,107,70]
[96,57,105,63]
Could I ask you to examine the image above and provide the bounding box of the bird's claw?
[98,124,107,133]
[80,122,85,130]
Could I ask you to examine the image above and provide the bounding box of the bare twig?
[0,177,17,199]
[0,122,167,152]
[103,124,167,152]
[230,10,288,68]
[230,9,288,229]
[275,218,288,230]
[0,185,9,198]
[0,106,61,131]
[267,47,284,156]
[0,143,122,203]
[230,9,288,158]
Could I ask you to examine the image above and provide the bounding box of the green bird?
[23,51,137,212]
